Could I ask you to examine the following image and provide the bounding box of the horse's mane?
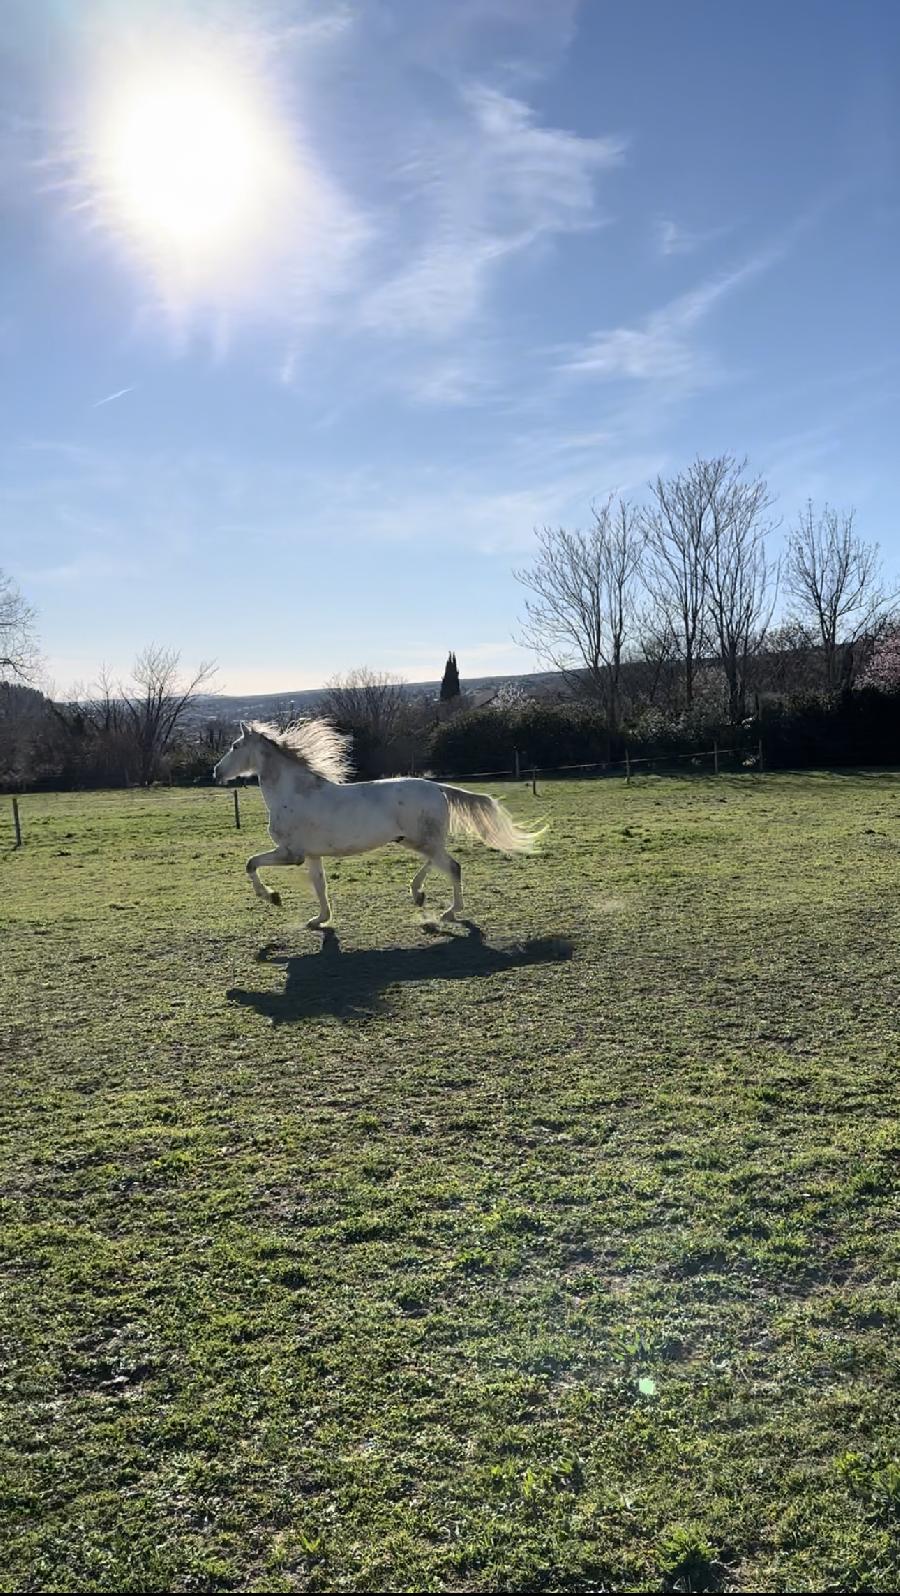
[249,718,353,783]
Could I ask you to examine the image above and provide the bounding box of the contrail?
[93,386,135,408]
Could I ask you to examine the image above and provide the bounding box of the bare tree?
[785,503,895,693]
[641,459,716,709]
[704,458,779,721]
[120,646,218,785]
[634,606,680,709]
[323,666,407,745]
[72,666,134,784]
[0,570,40,682]
[641,455,778,717]
[265,698,300,732]
[87,665,128,740]
[513,497,644,730]
[763,619,823,699]
[0,681,51,786]
[601,499,646,729]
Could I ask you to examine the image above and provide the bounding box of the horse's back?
[371,776,441,797]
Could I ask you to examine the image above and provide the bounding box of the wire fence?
[6,738,765,845]
[434,737,764,791]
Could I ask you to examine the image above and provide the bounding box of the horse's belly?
[321,821,399,856]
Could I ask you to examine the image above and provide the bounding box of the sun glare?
[86,42,297,294]
[107,77,262,251]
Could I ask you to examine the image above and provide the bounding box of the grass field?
[1,772,898,1593]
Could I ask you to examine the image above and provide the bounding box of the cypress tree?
[439,651,461,700]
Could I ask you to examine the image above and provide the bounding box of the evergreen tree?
[439,651,461,700]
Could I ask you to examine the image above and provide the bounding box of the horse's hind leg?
[305,856,333,929]
[431,845,464,923]
[410,856,430,909]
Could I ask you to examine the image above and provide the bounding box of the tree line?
[514,455,895,733]
[0,644,218,789]
[2,453,899,789]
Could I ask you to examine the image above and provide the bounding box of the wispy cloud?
[92,385,134,408]
[560,242,786,388]
[382,0,584,83]
[29,4,620,409]
[19,549,141,587]
[657,218,696,257]
[297,442,666,556]
[258,5,355,53]
[399,354,499,407]
[656,217,734,257]
[360,85,625,339]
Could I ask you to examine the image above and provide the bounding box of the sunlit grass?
[2,774,898,1590]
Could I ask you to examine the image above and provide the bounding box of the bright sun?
[107,76,262,252]
[88,46,296,288]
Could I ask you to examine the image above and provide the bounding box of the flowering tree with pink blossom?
[860,626,900,693]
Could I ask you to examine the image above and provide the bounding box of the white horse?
[213,719,543,928]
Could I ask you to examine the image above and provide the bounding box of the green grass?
[1,772,898,1593]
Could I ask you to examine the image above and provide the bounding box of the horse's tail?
[440,784,546,854]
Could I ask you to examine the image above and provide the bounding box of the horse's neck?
[257,747,321,803]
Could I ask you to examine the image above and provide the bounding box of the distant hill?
[187,670,568,725]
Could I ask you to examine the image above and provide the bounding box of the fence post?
[12,797,22,848]
[514,749,521,782]
[713,740,719,776]
[233,789,241,830]
[625,747,631,785]
[758,736,765,773]
[531,766,538,796]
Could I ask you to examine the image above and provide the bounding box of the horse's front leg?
[245,845,304,907]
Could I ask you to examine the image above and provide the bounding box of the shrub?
[428,708,516,774]
[428,702,614,775]
[761,688,900,769]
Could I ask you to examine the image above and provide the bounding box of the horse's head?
[213,722,258,784]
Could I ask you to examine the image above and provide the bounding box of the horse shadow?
[227,921,574,1024]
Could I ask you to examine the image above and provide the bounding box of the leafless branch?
[513,497,644,729]
[785,502,896,692]
[323,666,407,744]
[119,646,218,784]
[0,570,41,683]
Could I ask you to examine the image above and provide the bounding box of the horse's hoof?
[270,891,282,908]
[441,909,457,923]
[306,916,329,930]
[413,889,426,907]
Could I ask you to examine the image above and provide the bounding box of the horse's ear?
[239,720,250,737]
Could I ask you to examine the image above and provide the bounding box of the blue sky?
[2,0,898,693]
